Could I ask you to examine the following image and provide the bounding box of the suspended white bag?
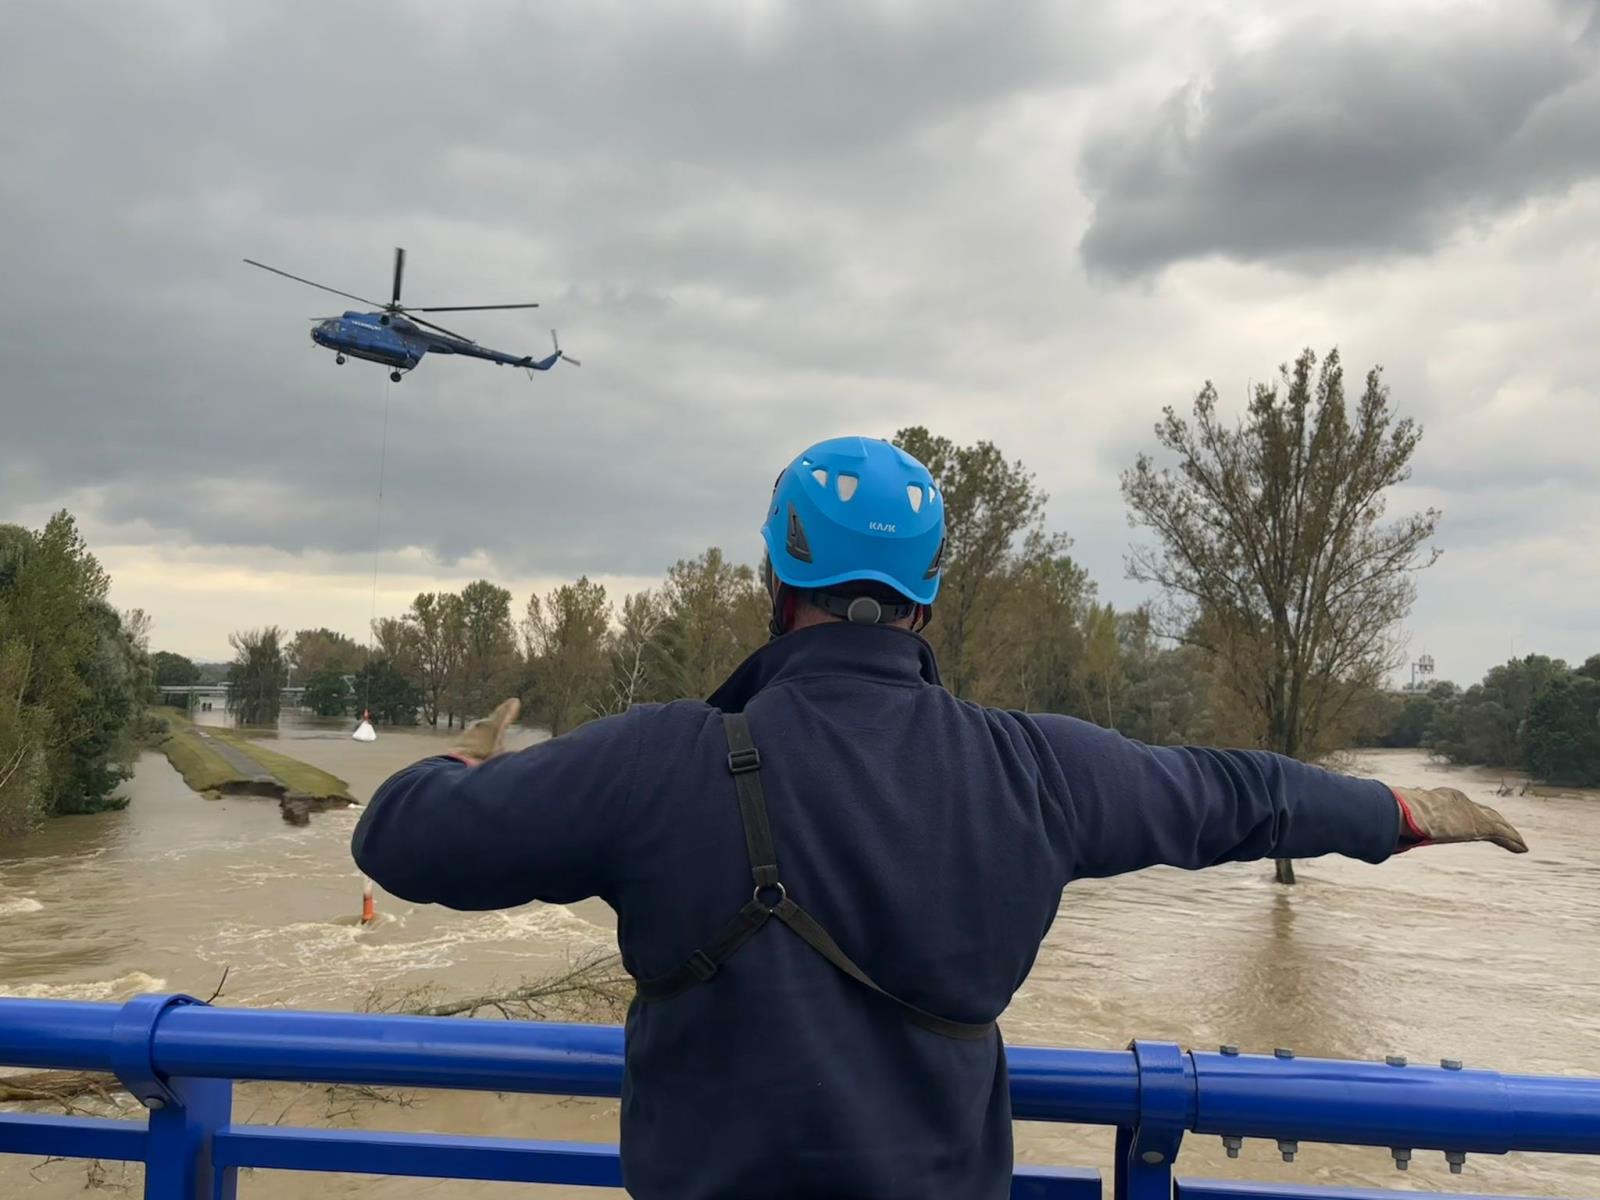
[352,710,377,742]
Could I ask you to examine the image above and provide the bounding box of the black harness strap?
[634,713,995,1042]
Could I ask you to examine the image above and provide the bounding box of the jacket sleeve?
[351,708,643,909]
[1028,714,1400,879]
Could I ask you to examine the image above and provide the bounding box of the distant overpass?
[157,685,307,704]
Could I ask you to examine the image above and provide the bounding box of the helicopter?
[244,248,578,381]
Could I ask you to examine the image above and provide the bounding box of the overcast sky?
[2,0,1596,684]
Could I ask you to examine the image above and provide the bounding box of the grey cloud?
[0,0,1115,578]
[1078,3,1600,276]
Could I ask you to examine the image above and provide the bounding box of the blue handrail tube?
[3,999,1598,1156]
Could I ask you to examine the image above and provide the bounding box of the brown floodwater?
[2,718,1596,1197]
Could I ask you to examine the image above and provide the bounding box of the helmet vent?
[906,484,923,513]
[837,474,859,502]
[811,468,828,488]
[786,503,813,563]
[923,537,945,580]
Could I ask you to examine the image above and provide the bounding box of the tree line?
[1368,656,1600,787]
[19,346,1596,840]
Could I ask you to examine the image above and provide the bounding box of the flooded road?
[2,724,1597,1196]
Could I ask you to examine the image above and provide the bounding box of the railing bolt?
[1140,1150,1165,1165]
[1391,1148,1411,1171]
[1222,1136,1242,1159]
[1274,1047,1294,1059]
[1278,1138,1298,1163]
[142,1096,165,1110]
[1441,1058,1463,1070]
[1220,1044,1240,1056]
[1385,1054,1407,1067]
[1446,1151,1466,1174]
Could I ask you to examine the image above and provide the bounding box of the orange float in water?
[360,877,376,925]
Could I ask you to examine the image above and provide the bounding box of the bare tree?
[597,590,667,715]
[1122,348,1439,884]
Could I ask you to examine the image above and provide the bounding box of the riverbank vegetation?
[1367,655,1600,787]
[0,513,151,838]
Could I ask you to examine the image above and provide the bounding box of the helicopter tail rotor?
[552,329,580,367]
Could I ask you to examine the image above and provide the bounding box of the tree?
[892,428,1061,698]
[650,549,766,700]
[1428,655,1570,768]
[371,616,416,667]
[1079,603,1124,729]
[409,592,466,727]
[1122,348,1439,885]
[453,581,519,722]
[0,513,145,831]
[151,650,201,688]
[971,550,1092,713]
[353,658,422,726]
[600,590,668,714]
[303,669,353,718]
[523,577,612,736]
[287,627,364,682]
[1524,673,1600,787]
[226,627,287,727]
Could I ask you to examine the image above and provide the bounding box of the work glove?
[1392,786,1527,854]
[449,698,521,765]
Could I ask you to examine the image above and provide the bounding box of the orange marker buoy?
[360,877,376,925]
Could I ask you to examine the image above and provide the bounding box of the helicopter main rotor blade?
[406,314,477,343]
[405,302,542,312]
[391,247,406,309]
[244,259,382,309]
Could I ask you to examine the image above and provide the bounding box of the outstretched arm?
[1028,714,1524,880]
[352,701,642,909]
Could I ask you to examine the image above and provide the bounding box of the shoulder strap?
[634,712,996,1042]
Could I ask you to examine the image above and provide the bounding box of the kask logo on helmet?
[869,521,897,533]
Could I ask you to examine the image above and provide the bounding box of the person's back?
[616,623,1061,1197]
[352,435,1526,1200]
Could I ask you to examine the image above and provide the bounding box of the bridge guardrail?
[2,995,1597,1198]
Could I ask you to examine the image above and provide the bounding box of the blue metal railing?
[2,995,1598,1199]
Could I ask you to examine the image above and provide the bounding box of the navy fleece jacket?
[353,622,1399,1200]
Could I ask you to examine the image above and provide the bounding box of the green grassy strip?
[149,708,351,801]
[217,734,351,801]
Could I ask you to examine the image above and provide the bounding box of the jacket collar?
[707,623,943,712]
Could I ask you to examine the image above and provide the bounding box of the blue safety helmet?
[760,436,946,612]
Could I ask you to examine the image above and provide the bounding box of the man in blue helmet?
[354,435,1524,1200]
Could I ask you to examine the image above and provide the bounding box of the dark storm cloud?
[1078,3,1600,277]
[0,0,1115,575]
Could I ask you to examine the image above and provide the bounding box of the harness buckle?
[727,747,761,774]
[687,951,718,982]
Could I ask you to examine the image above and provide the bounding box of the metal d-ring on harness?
[634,713,995,1042]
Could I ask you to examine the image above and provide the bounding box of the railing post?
[110,995,236,1200]
[1115,1041,1190,1200]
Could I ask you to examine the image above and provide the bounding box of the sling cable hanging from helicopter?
[353,375,388,927]
[352,374,388,747]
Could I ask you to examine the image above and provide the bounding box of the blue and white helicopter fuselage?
[311,311,565,381]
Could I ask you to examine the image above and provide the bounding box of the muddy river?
[2,715,1596,1196]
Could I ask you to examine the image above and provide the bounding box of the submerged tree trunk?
[1274,858,1297,885]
